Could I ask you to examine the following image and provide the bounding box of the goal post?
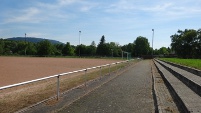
[122,51,132,60]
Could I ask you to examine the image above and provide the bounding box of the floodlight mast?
[25,33,26,55]
[152,29,154,58]
[122,50,123,59]
[111,49,113,57]
[79,31,81,57]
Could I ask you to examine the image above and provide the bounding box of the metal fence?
[0,60,130,100]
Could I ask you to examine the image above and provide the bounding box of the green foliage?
[96,36,122,57]
[91,41,96,47]
[170,29,201,58]
[0,39,4,55]
[100,35,106,45]
[134,36,150,56]
[37,40,53,56]
[26,43,37,55]
[62,42,74,56]
[0,34,154,58]
[96,36,113,56]
[158,47,169,55]
[86,45,96,56]
[121,43,135,56]
[96,35,107,56]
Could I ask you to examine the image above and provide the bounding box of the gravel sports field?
[0,57,121,87]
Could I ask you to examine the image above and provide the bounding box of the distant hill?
[7,37,64,44]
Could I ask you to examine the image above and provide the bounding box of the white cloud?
[2,0,76,24]
[142,3,173,12]
[37,0,78,9]
[105,0,136,13]
[80,5,94,12]
[4,7,42,24]
[143,1,201,20]
[58,0,79,6]
[105,0,201,21]
[26,32,47,38]
[1,0,201,48]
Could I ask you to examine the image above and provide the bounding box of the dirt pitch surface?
[0,57,121,87]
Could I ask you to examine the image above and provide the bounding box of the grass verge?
[159,58,201,70]
[0,60,137,113]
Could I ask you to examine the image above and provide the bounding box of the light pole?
[111,49,113,57]
[122,50,123,59]
[152,29,154,58]
[25,33,26,55]
[79,31,81,57]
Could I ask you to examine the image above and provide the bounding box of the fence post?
[100,66,102,79]
[127,60,129,66]
[85,69,87,86]
[57,75,60,100]
[109,64,111,75]
[116,63,118,72]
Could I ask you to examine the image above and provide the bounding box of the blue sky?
[0,0,201,49]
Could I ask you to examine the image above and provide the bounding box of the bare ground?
[0,57,123,113]
[0,57,121,87]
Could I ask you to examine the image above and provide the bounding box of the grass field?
[159,58,201,70]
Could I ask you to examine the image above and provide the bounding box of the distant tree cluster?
[153,47,171,56]
[0,35,158,58]
[170,29,201,58]
[121,36,153,57]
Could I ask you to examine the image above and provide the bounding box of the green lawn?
[159,58,201,70]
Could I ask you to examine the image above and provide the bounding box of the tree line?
[170,28,201,58]
[0,35,171,57]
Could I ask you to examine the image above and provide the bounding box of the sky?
[0,0,201,49]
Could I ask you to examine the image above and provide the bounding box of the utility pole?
[79,31,81,57]
[25,33,26,56]
[122,51,123,59]
[111,49,113,57]
[152,29,154,58]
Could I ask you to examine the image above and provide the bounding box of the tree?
[37,40,53,56]
[96,35,115,56]
[96,35,107,56]
[86,41,96,56]
[3,40,17,55]
[109,42,122,57]
[121,43,135,56]
[170,29,198,58]
[158,47,169,55]
[62,42,74,56]
[100,35,106,45]
[134,36,150,56]
[17,41,26,55]
[0,39,4,55]
[195,29,201,58]
[91,41,96,47]
[75,44,87,56]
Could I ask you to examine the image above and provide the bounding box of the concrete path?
[58,60,154,113]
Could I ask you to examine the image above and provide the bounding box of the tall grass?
[159,58,201,70]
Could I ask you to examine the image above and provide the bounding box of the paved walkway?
[58,60,154,113]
